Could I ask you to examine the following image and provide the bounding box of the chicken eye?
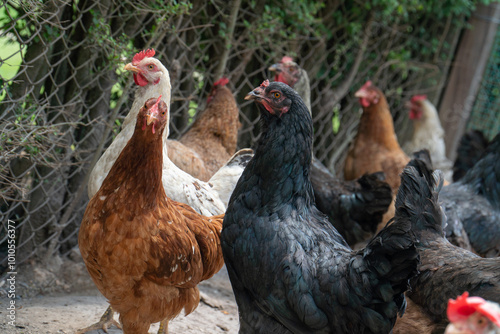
[273,92,281,99]
[148,64,154,70]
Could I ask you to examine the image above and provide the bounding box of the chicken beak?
[354,88,368,98]
[147,95,163,126]
[404,100,413,109]
[124,63,140,73]
[245,89,263,101]
[268,63,281,73]
[444,323,470,334]
[146,111,157,126]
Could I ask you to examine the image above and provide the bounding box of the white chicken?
[403,95,453,181]
[87,49,246,216]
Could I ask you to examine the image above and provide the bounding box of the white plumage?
[87,50,246,216]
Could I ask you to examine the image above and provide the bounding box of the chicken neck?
[98,121,166,214]
[244,107,315,211]
[357,99,402,150]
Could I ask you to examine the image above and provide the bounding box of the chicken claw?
[75,306,121,334]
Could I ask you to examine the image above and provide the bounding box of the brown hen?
[167,77,241,181]
[344,81,410,229]
[344,80,410,192]
[79,97,224,334]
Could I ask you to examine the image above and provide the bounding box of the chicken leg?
[75,305,121,334]
[157,319,169,334]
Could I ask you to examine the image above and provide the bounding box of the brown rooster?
[344,80,410,192]
[78,97,224,334]
[167,77,241,181]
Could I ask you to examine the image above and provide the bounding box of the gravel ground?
[0,255,239,334]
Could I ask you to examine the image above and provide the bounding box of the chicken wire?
[0,0,475,268]
[467,25,500,140]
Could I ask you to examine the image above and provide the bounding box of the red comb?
[132,49,156,64]
[362,80,372,89]
[214,77,229,87]
[261,79,270,88]
[281,56,294,64]
[447,292,500,326]
[155,95,162,105]
[411,95,427,102]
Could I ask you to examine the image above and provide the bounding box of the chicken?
[445,292,500,334]
[79,97,224,334]
[393,158,500,333]
[453,129,490,182]
[310,162,392,247]
[402,95,453,181]
[88,49,247,217]
[268,56,311,112]
[167,77,242,181]
[440,133,500,257]
[221,80,419,333]
[344,80,410,192]
[343,81,411,230]
[270,58,393,246]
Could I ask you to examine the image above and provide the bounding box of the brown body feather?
[79,99,224,334]
[167,84,241,181]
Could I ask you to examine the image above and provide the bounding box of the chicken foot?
[75,305,122,334]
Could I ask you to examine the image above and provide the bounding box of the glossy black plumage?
[441,133,500,257]
[311,165,392,246]
[453,129,490,182]
[222,81,419,334]
[399,158,500,331]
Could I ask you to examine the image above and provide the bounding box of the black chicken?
[222,80,419,333]
[310,164,392,246]
[270,56,393,247]
[453,129,490,182]
[441,133,500,257]
[411,150,472,251]
[396,158,500,332]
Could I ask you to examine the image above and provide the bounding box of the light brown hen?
[344,80,410,192]
[167,77,241,181]
[79,97,224,334]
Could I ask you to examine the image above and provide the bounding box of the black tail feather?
[362,214,420,317]
[396,158,444,236]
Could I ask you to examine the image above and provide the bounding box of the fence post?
[439,3,500,161]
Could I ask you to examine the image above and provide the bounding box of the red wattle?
[134,73,149,87]
[275,73,289,85]
[360,98,370,108]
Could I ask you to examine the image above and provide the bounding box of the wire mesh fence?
[0,0,478,268]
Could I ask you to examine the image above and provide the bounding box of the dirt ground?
[0,254,239,334]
